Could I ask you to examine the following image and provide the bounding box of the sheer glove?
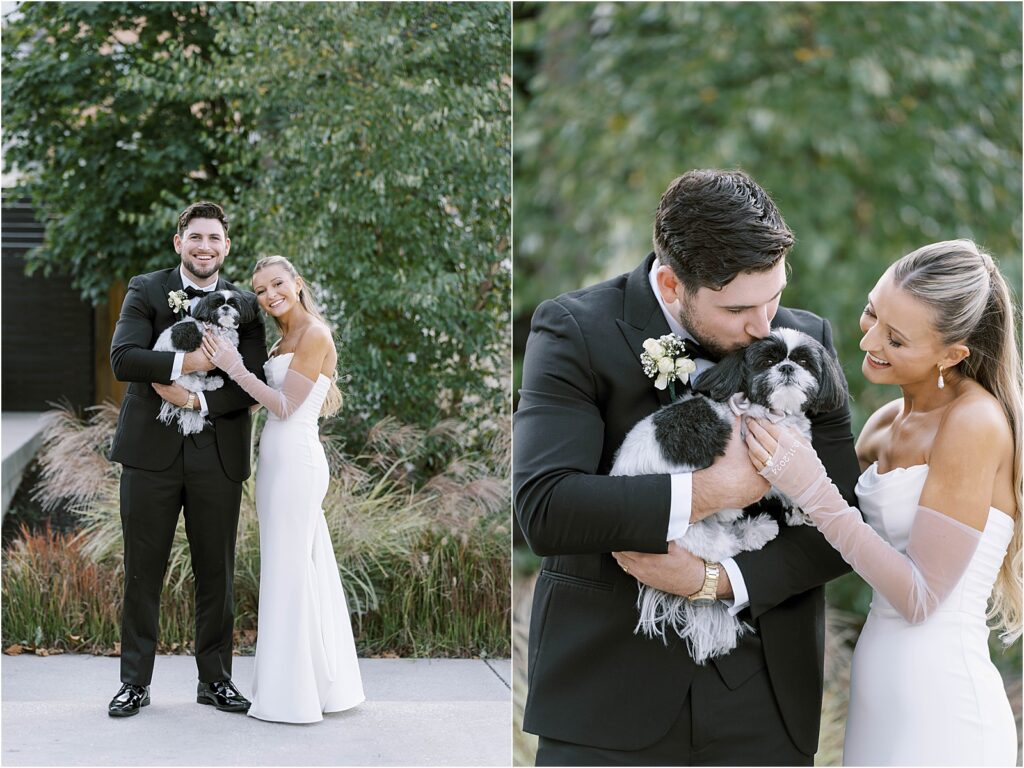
[208,343,316,420]
[757,425,981,624]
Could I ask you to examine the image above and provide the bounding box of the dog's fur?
[153,290,254,435]
[610,328,847,663]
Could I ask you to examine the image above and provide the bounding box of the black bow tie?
[683,337,721,364]
[183,286,209,300]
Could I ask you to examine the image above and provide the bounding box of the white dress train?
[248,353,365,723]
[843,462,1016,765]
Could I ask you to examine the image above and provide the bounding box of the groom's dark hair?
[653,169,793,294]
[177,201,230,236]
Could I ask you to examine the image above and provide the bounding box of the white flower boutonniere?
[168,289,191,315]
[640,334,696,399]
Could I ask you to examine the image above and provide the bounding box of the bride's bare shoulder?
[856,398,902,467]
[940,385,1013,454]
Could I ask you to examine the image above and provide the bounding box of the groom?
[514,170,862,765]
[107,201,268,717]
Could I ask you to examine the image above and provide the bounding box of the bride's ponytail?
[893,240,1022,643]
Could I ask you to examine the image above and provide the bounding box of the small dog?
[610,328,847,663]
[153,290,253,435]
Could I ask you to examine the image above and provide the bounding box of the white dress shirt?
[168,267,215,416]
[647,259,750,614]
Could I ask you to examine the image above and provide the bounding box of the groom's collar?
[179,266,219,292]
[621,252,665,330]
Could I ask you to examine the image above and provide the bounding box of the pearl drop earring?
[937,366,945,390]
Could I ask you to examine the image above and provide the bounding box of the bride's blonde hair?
[252,255,343,418]
[892,239,1022,643]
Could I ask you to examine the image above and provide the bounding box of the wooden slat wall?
[95,281,127,405]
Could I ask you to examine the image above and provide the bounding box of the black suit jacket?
[514,253,860,755]
[109,267,268,482]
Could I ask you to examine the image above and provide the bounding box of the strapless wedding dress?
[248,353,365,723]
[843,462,1016,765]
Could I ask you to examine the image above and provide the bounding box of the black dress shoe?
[197,679,251,713]
[108,683,150,717]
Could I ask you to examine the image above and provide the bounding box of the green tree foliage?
[2,2,250,301]
[514,2,1022,427]
[3,1,510,431]
[213,2,511,430]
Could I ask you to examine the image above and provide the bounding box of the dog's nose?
[778,363,794,375]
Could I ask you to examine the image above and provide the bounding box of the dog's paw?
[785,508,813,527]
[733,514,779,551]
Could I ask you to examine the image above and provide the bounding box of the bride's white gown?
[248,353,365,723]
[844,462,1016,766]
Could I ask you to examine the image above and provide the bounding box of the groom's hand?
[182,350,216,374]
[613,543,733,598]
[152,382,192,408]
[691,418,769,523]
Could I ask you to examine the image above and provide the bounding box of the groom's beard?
[182,254,224,282]
[676,295,736,361]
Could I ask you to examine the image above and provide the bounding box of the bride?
[202,255,365,723]
[746,240,1020,765]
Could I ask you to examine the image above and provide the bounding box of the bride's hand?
[744,418,827,501]
[200,333,220,360]
[201,333,243,370]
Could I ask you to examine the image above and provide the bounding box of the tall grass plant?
[3,404,510,658]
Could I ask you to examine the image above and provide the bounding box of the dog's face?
[190,290,253,329]
[694,328,848,415]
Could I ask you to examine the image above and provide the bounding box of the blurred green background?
[512,3,1021,763]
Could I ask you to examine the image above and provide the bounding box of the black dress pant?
[534,663,812,767]
[118,433,242,685]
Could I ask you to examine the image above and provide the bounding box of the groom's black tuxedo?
[110,267,268,686]
[514,254,860,763]
[110,268,267,481]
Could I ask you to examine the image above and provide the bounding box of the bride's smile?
[253,265,305,322]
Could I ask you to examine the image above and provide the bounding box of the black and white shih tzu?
[610,328,847,663]
[153,290,254,435]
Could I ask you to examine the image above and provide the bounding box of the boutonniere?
[641,334,696,399]
[167,289,191,315]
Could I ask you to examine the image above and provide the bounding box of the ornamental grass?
[3,404,510,658]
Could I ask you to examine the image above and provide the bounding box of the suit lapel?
[156,267,187,332]
[163,266,184,295]
[616,252,673,408]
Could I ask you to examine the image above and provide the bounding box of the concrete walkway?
[2,654,511,766]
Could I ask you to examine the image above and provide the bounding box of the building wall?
[2,196,95,411]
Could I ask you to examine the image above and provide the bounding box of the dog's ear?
[808,348,849,413]
[692,351,747,402]
[170,319,204,352]
[190,295,215,323]
[237,294,257,325]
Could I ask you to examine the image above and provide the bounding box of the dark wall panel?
[2,198,94,410]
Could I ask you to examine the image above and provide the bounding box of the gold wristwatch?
[687,560,720,606]
[185,392,197,411]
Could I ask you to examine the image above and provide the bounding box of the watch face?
[688,597,715,607]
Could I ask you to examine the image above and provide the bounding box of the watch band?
[687,560,720,604]
[185,392,197,411]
